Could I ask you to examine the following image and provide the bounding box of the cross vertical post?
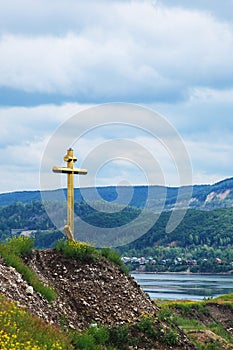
[65,148,76,236]
[52,148,87,240]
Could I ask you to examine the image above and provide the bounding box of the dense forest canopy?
[0,200,232,252]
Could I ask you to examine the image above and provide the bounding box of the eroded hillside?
[0,247,195,349]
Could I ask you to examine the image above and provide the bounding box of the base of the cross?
[64,224,74,241]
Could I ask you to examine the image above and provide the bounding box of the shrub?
[157,307,173,322]
[108,324,129,349]
[55,239,96,262]
[137,315,157,338]
[88,325,109,345]
[72,332,97,350]
[71,325,110,350]
[6,236,34,256]
[100,247,129,274]
[162,330,178,346]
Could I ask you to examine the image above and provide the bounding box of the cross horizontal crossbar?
[52,166,88,175]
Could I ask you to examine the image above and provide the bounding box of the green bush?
[88,325,109,345]
[162,330,178,346]
[6,236,34,256]
[157,307,173,322]
[137,315,157,337]
[72,332,97,349]
[108,324,129,349]
[72,325,110,350]
[55,239,96,263]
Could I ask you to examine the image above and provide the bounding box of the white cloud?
[190,88,233,104]
[0,1,233,192]
[185,138,233,184]
[0,2,232,102]
[0,103,91,146]
[0,101,232,193]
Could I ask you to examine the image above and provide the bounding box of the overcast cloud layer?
[0,0,233,193]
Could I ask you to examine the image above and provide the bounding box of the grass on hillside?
[0,236,57,302]
[156,298,233,349]
[0,236,128,304]
[212,292,233,304]
[6,236,233,348]
[0,294,181,350]
[0,235,130,302]
[0,295,72,350]
[55,239,129,274]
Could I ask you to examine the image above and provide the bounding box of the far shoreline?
[130,270,233,275]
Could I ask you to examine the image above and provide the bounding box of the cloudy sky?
[1,0,233,193]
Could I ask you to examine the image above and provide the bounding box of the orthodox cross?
[52,148,87,240]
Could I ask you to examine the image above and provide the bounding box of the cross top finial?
[64,148,77,163]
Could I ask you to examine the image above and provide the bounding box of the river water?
[131,273,233,301]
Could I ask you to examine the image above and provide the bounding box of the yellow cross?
[52,148,87,240]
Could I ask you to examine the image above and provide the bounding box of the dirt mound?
[26,249,160,329]
[0,255,62,325]
[0,249,159,329]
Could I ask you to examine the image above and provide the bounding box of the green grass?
[196,342,226,350]
[0,295,72,349]
[7,237,233,349]
[212,292,233,304]
[0,297,178,350]
[156,297,233,349]
[55,239,129,273]
[99,247,129,274]
[0,237,129,303]
[209,322,233,344]
[174,315,205,331]
[55,238,97,263]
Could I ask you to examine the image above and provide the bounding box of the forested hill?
[120,206,233,251]
[1,176,233,211]
[0,200,233,251]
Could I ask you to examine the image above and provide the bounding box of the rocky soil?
[25,249,159,329]
[206,303,233,337]
[0,249,195,349]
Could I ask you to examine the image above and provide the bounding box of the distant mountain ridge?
[1,177,233,211]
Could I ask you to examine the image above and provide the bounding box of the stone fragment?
[26,286,34,295]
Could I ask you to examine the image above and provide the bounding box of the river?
[131,273,233,301]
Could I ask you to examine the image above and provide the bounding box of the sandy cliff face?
[204,189,231,204]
